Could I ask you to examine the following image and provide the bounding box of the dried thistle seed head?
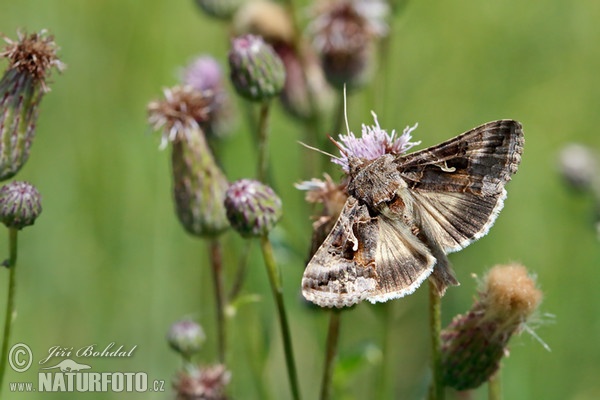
[225,179,282,238]
[167,319,206,359]
[228,34,285,102]
[182,56,234,139]
[232,0,295,45]
[0,181,42,229]
[147,85,230,237]
[173,364,231,400]
[1,30,65,89]
[309,0,388,89]
[0,30,65,181]
[441,263,543,390]
[195,0,248,20]
[147,85,213,149]
[296,174,348,259]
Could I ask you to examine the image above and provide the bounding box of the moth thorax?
[348,154,403,207]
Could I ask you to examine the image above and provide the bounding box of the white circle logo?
[8,343,32,372]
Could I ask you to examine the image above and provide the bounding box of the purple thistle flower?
[332,111,420,173]
[183,56,223,93]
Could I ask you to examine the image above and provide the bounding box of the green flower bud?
[228,35,285,102]
[148,86,230,237]
[0,181,42,229]
[224,179,282,238]
[441,264,543,390]
[0,30,64,181]
[167,319,206,359]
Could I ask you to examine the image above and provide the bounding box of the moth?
[302,119,524,308]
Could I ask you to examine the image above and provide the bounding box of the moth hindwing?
[302,119,524,308]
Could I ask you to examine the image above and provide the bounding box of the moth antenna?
[327,135,347,157]
[343,84,351,136]
[297,141,338,159]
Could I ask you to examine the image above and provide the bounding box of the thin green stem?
[259,236,301,400]
[488,370,502,400]
[257,101,271,183]
[375,303,392,399]
[319,309,342,400]
[428,280,444,400]
[208,238,226,363]
[0,228,19,393]
[227,240,251,302]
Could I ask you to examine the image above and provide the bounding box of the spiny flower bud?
[167,319,206,359]
[148,86,229,237]
[173,364,231,400]
[309,0,388,89]
[195,0,248,20]
[441,263,543,390]
[228,34,285,102]
[0,30,64,181]
[224,179,282,238]
[0,181,42,229]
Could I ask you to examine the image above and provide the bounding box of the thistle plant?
[224,179,301,400]
[148,85,230,363]
[228,34,285,182]
[0,30,64,181]
[0,181,42,392]
[441,264,543,396]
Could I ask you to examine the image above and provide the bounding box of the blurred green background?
[1,0,599,399]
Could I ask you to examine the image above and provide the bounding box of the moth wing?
[302,197,435,308]
[396,119,524,253]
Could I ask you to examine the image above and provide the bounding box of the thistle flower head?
[167,319,206,359]
[224,179,282,238]
[296,174,348,258]
[147,86,212,149]
[309,0,388,89]
[557,143,599,191]
[182,56,233,139]
[1,30,65,91]
[173,364,231,400]
[0,30,64,181]
[0,181,42,229]
[228,34,285,102]
[183,56,223,93]
[441,263,543,390]
[332,111,420,173]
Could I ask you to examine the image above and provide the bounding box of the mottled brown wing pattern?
[397,120,524,253]
[302,197,435,308]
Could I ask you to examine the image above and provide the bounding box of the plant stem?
[208,238,226,363]
[0,228,19,392]
[259,236,301,400]
[257,101,271,183]
[428,280,444,400]
[319,309,342,400]
[228,240,251,301]
[488,370,502,400]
